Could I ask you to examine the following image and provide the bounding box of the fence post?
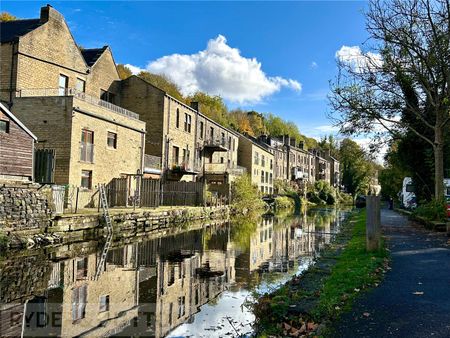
[366,195,381,251]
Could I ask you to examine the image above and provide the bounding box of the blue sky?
[3,1,370,139]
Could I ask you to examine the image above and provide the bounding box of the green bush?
[273,196,295,209]
[413,199,447,222]
[231,174,265,214]
[307,180,336,205]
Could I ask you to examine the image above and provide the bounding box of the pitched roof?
[0,19,43,43]
[0,103,37,140]
[80,46,108,66]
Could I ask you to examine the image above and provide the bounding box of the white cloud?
[314,125,339,133]
[125,64,144,75]
[335,45,383,73]
[131,35,301,103]
[310,61,318,69]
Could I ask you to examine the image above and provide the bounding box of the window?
[270,173,273,184]
[76,78,86,93]
[210,127,214,140]
[0,120,9,133]
[172,146,179,166]
[99,295,110,312]
[232,139,235,151]
[72,285,87,322]
[228,136,232,149]
[184,113,192,133]
[59,74,68,96]
[80,129,94,162]
[220,157,224,164]
[107,132,117,149]
[176,109,180,128]
[261,170,265,183]
[221,132,225,146]
[261,155,265,167]
[254,152,259,165]
[76,257,88,280]
[182,148,190,165]
[265,172,269,183]
[100,90,115,104]
[81,170,92,189]
[199,121,204,139]
[270,159,273,170]
[177,296,185,319]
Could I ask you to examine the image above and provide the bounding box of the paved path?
[331,209,450,338]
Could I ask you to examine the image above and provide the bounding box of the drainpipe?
[9,42,17,108]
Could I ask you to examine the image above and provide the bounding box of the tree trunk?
[434,126,444,200]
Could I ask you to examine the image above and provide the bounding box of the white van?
[400,177,417,209]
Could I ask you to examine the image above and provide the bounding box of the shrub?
[274,196,295,209]
[413,199,447,222]
[231,174,265,213]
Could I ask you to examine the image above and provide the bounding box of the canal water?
[0,207,349,337]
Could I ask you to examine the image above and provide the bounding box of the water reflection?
[0,208,348,337]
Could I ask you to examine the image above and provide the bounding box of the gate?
[52,185,65,215]
[140,179,160,207]
[106,178,128,207]
[35,149,55,183]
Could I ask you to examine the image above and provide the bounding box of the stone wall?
[0,186,53,230]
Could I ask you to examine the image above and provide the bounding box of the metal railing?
[204,163,246,175]
[144,154,162,170]
[203,137,228,149]
[15,88,140,120]
[170,160,202,173]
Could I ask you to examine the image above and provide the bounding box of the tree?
[137,71,185,102]
[117,64,132,80]
[0,12,17,22]
[187,92,229,126]
[330,0,450,199]
[339,138,377,197]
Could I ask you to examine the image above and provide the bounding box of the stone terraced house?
[0,5,146,207]
[119,75,243,185]
[237,134,274,195]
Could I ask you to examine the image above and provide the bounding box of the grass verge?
[254,209,389,337]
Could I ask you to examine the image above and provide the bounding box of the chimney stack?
[190,101,200,111]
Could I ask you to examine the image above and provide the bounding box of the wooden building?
[0,102,37,181]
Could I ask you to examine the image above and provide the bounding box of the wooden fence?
[161,181,204,207]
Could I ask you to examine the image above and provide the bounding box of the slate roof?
[0,19,43,43]
[80,46,108,66]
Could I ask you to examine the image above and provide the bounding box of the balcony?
[144,154,162,175]
[15,88,140,120]
[204,163,246,176]
[203,138,228,152]
[170,161,201,175]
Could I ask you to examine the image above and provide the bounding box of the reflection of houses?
[119,226,235,338]
[14,245,139,337]
[0,6,145,207]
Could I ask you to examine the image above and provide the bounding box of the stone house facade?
[0,5,145,207]
[313,149,331,183]
[237,134,274,195]
[119,75,241,184]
